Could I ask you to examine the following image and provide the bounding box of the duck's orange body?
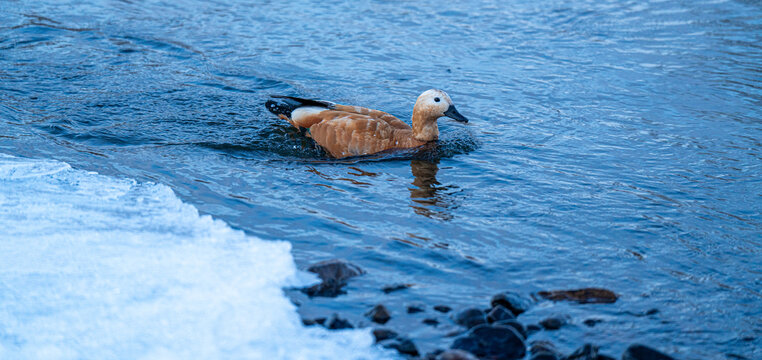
[266,89,468,158]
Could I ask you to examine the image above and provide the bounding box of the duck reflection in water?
[408,159,460,221]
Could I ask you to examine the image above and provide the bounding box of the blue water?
[1,0,761,358]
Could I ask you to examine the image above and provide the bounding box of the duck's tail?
[265,95,335,119]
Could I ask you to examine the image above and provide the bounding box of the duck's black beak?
[444,104,468,123]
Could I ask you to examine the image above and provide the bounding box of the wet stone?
[423,318,440,326]
[434,305,453,313]
[372,328,398,342]
[382,283,413,294]
[381,337,420,357]
[530,340,562,360]
[435,349,479,360]
[453,308,487,329]
[539,316,567,330]
[366,304,391,324]
[536,288,618,304]
[301,317,326,326]
[490,291,531,316]
[487,305,515,323]
[495,319,527,339]
[566,343,598,360]
[303,259,365,297]
[451,324,526,360]
[622,344,675,360]
[407,304,425,314]
[326,314,354,330]
[583,318,603,327]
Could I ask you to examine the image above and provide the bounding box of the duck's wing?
[330,104,411,130]
[308,112,418,158]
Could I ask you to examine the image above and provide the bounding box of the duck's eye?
[434,97,440,102]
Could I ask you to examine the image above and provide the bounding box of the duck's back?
[309,111,419,158]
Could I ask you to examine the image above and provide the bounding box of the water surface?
[1,0,761,358]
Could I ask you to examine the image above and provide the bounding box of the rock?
[372,328,398,342]
[407,304,425,313]
[434,305,453,313]
[622,344,675,360]
[583,318,603,327]
[326,314,354,330]
[366,304,391,324]
[536,288,618,304]
[566,343,598,360]
[530,340,562,360]
[453,308,487,329]
[423,318,440,326]
[597,355,616,360]
[303,259,365,297]
[495,319,527,339]
[490,291,531,316]
[381,337,420,357]
[301,317,326,326]
[436,349,479,360]
[487,305,516,323]
[539,316,567,330]
[645,308,659,316]
[451,324,526,360]
[382,283,414,294]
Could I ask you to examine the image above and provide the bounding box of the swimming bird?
[265,89,469,158]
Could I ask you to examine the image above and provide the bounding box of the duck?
[265,89,469,158]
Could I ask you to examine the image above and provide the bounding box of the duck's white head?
[411,89,468,142]
[414,89,469,124]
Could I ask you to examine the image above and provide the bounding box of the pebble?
[537,288,618,304]
[381,337,420,357]
[423,318,440,326]
[435,349,479,360]
[490,291,531,316]
[303,259,365,297]
[326,314,354,330]
[372,328,398,342]
[382,283,413,294]
[366,304,391,324]
[407,304,425,314]
[486,304,515,323]
[622,344,675,360]
[301,317,326,326]
[583,318,603,327]
[530,340,562,360]
[453,308,487,329]
[434,305,453,313]
[451,324,526,360]
[566,344,598,360]
[539,316,568,330]
[495,319,527,339]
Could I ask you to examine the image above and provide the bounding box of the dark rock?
[423,349,445,360]
[453,308,487,329]
[451,324,526,360]
[436,349,479,360]
[596,354,616,360]
[366,304,391,324]
[372,328,398,342]
[326,314,354,330]
[301,317,326,326]
[539,316,567,330]
[381,337,420,357]
[490,291,531,316]
[536,288,618,304]
[423,318,440,326]
[622,344,675,360]
[530,340,562,360]
[583,318,603,327]
[645,308,659,316]
[407,304,425,313]
[303,259,365,297]
[434,305,453,313]
[495,319,527,339]
[566,343,598,360]
[526,324,542,336]
[382,283,414,294]
[487,305,516,323]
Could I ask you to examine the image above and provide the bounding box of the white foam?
[0,154,393,360]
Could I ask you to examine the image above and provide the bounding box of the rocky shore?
[295,259,678,360]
